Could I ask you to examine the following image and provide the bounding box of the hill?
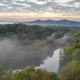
[24,19,80,26]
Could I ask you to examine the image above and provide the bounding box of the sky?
[0,0,80,20]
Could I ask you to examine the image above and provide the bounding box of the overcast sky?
[0,0,80,20]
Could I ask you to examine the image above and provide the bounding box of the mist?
[0,34,70,69]
[0,37,53,69]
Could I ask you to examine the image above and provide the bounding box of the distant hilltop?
[23,19,80,26]
[0,19,80,26]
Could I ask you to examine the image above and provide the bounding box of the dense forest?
[0,65,60,80]
[59,33,80,80]
[0,24,75,41]
[0,24,80,80]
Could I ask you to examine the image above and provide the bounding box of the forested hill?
[0,24,80,80]
[0,24,79,38]
[59,32,80,80]
[0,24,75,44]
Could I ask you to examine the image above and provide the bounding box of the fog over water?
[0,34,70,71]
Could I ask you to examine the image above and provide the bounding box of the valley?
[0,24,80,80]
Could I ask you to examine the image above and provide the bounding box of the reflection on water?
[36,49,61,72]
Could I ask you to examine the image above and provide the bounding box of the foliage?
[59,61,80,80]
[59,32,80,80]
[0,24,76,44]
[0,65,59,80]
[0,24,80,80]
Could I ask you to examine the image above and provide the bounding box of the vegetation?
[0,65,59,80]
[0,24,80,80]
[0,24,54,39]
[0,24,75,44]
[59,61,80,80]
[59,32,80,80]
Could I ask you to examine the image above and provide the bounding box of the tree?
[59,61,80,80]
[49,72,59,80]
[0,65,6,80]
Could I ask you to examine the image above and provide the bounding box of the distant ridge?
[24,19,80,26]
[0,19,80,26]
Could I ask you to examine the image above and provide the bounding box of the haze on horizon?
[0,0,80,20]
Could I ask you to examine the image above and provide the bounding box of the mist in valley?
[0,33,70,70]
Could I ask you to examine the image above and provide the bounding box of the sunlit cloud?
[0,0,80,20]
[0,12,80,20]
[27,0,50,5]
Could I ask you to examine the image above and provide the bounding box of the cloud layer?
[0,0,80,18]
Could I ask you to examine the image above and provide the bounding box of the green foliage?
[0,24,80,80]
[49,72,59,80]
[0,65,6,80]
[13,67,59,80]
[0,24,54,40]
[64,33,80,60]
[0,65,59,80]
[72,49,80,60]
[0,24,77,45]
[59,61,80,80]
[60,32,80,80]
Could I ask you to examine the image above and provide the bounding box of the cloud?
[0,0,80,16]
[54,0,72,3]
[27,0,50,5]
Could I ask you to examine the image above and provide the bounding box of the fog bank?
[0,34,70,69]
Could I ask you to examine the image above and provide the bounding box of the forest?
[0,24,80,80]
